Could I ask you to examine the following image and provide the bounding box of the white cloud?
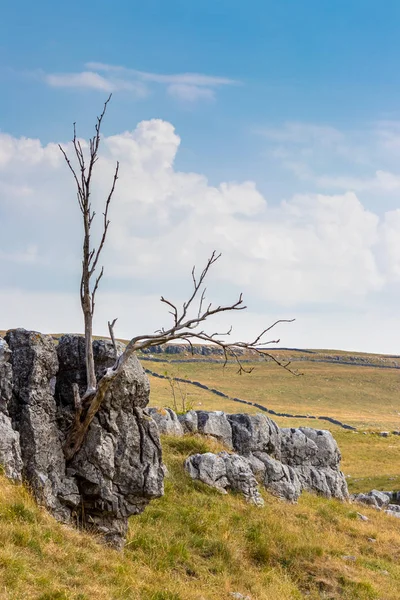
[1,120,400,352]
[167,84,215,102]
[258,120,400,197]
[41,62,238,103]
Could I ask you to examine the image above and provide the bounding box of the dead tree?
[60,98,296,462]
[59,94,119,398]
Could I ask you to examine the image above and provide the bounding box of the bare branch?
[108,318,118,359]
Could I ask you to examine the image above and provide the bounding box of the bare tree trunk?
[59,94,118,399]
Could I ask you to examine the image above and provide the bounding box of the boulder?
[57,335,164,548]
[352,489,391,509]
[0,337,23,481]
[228,413,281,459]
[196,411,233,448]
[178,409,198,434]
[281,427,341,469]
[185,451,264,506]
[147,407,184,436]
[5,329,78,521]
[0,330,164,549]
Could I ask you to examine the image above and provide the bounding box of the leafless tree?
[59,97,296,462]
[59,94,118,397]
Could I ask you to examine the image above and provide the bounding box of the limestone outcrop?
[0,329,164,549]
[185,451,264,506]
[151,407,349,503]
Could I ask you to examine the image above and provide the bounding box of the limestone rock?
[0,337,23,481]
[352,489,391,509]
[57,335,164,549]
[178,409,198,433]
[0,330,164,550]
[228,413,281,459]
[196,411,233,448]
[253,451,301,502]
[185,451,264,506]
[294,466,349,500]
[5,329,75,521]
[281,427,341,469]
[147,407,184,436]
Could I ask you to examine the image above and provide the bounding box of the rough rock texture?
[0,337,23,481]
[352,489,391,509]
[185,451,264,506]
[280,427,341,469]
[6,329,77,521]
[252,452,301,502]
[196,411,233,448]
[295,466,348,500]
[147,407,184,436]
[178,409,198,434]
[0,330,164,549]
[228,413,281,459]
[57,335,164,548]
[163,407,349,503]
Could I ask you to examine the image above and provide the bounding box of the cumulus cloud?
[41,62,238,103]
[1,119,400,351]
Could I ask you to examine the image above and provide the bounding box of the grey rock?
[0,337,23,481]
[147,407,184,436]
[385,509,400,519]
[295,465,349,500]
[178,409,198,434]
[253,452,301,502]
[196,411,233,448]
[0,412,23,481]
[379,431,390,437]
[0,330,164,550]
[387,504,400,512]
[185,451,264,506]
[57,335,164,549]
[229,593,251,600]
[228,413,281,459]
[281,427,341,469]
[357,512,369,521]
[185,452,228,492]
[6,329,74,521]
[353,489,390,509]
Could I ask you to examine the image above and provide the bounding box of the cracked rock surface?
[152,408,349,503]
[0,330,164,549]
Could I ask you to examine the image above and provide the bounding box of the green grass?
[1,436,400,599]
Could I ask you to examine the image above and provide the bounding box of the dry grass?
[146,356,400,494]
[1,436,400,599]
[145,357,400,431]
[0,435,399,600]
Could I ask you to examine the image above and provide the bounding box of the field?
[1,343,400,598]
[2,435,400,600]
[143,350,400,494]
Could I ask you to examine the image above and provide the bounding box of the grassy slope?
[2,436,400,600]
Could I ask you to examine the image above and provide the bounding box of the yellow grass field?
[144,352,400,494]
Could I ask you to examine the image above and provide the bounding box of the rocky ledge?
[148,407,349,503]
[0,329,164,549]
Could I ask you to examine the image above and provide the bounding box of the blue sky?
[1,1,400,352]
